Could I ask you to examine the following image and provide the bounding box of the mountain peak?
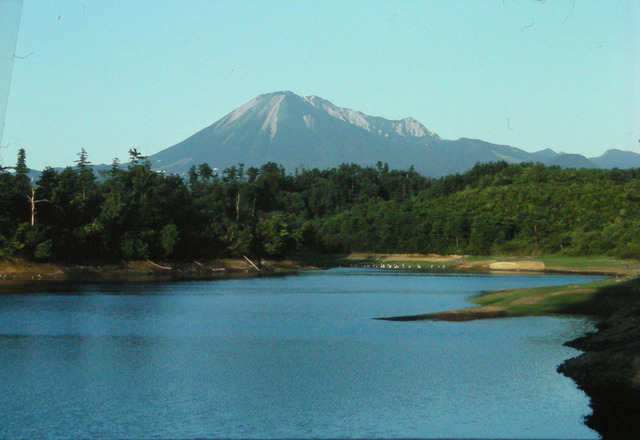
[259,90,298,100]
[590,149,640,169]
[394,117,437,138]
[226,91,438,140]
[219,91,295,133]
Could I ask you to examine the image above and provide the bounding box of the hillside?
[2,158,640,262]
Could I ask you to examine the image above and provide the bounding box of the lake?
[0,269,605,439]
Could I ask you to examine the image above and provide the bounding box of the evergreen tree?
[15,148,29,176]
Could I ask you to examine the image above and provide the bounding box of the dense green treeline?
[2,149,640,262]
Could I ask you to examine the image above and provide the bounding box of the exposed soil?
[377,305,508,322]
[0,258,309,284]
[457,260,547,272]
[380,253,467,263]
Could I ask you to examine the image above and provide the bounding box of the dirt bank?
[0,258,309,284]
[456,259,546,272]
[376,306,508,322]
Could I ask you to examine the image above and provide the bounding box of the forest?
[1,148,640,262]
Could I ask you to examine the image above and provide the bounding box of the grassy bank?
[378,276,640,321]
[361,254,640,322]
[300,253,640,275]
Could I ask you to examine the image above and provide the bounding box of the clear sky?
[1,0,639,170]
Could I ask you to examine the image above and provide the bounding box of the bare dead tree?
[27,179,49,227]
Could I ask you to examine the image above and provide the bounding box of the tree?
[258,212,302,258]
[75,148,91,169]
[72,149,97,203]
[198,163,213,181]
[27,183,49,227]
[160,223,180,258]
[188,165,199,187]
[128,148,147,165]
[15,148,29,176]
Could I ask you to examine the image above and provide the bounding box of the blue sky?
[1,0,639,170]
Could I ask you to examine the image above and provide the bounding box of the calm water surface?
[0,269,605,439]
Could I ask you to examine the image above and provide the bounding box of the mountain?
[590,149,640,169]
[150,91,442,175]
[546,153,598,169]
[530,148,559,163]
[148,91,640,176]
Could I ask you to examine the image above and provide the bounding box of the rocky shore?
[557,278,640,440]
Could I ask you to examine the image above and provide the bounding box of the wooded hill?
[2,148,640,262]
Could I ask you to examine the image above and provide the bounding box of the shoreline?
[0,258,311,287]
[3,253,639,284]
[377,280,616,322]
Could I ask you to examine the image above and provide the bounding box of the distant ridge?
[148,91,640,176]
[546,153,597,169]
[590,149,640,169]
